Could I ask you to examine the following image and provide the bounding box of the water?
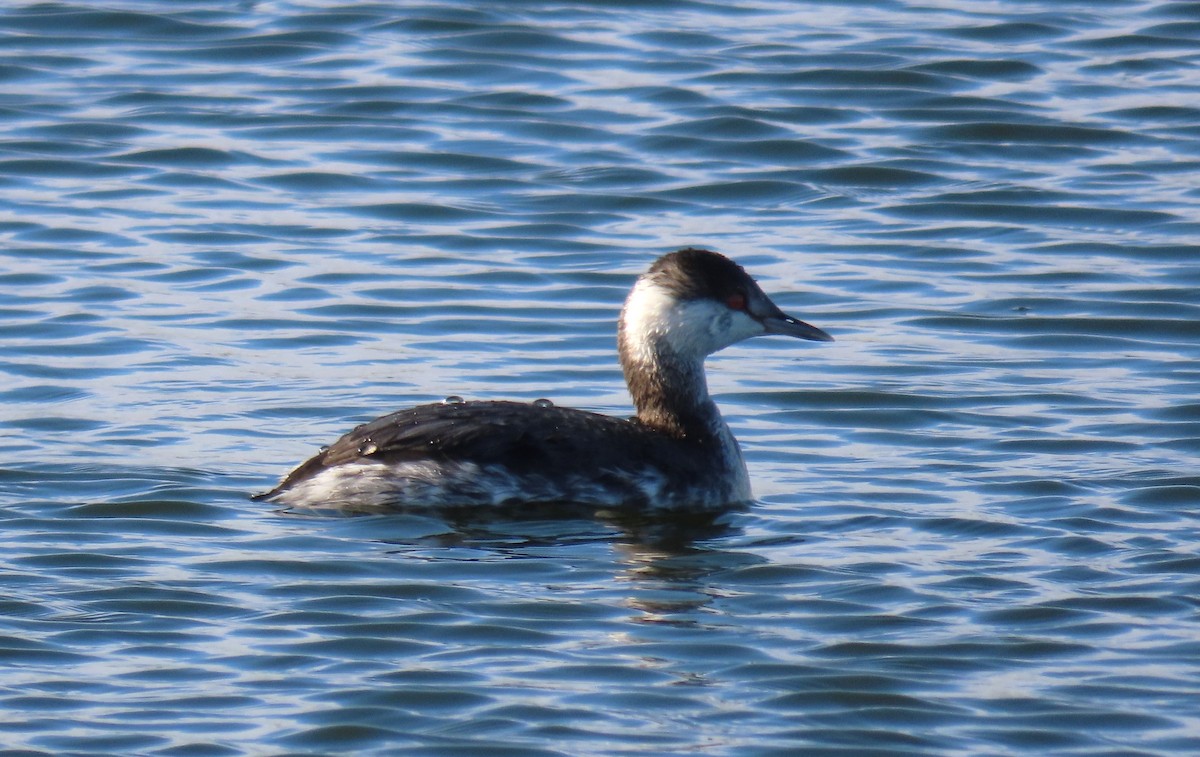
[2,1,1199,754]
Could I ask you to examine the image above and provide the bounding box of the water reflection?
[616,543,765,625]
[319,503,761,622]
[285,500,745,549]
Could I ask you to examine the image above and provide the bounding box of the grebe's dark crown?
[644,248,752,303]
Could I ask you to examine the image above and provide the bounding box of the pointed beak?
[761,308,833,342]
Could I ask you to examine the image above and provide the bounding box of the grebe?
[254,248,832,512]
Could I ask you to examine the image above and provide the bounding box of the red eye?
[726,292,747,311]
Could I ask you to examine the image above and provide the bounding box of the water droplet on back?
[533,398,554,408]
[443,395,464,405]
[358,440,378,455]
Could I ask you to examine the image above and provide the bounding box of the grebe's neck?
[621,340,721,438]
[617,277,727,439]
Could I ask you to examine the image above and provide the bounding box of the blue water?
[2,1,1199,754]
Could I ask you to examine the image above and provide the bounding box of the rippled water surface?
[2,1,1199,754]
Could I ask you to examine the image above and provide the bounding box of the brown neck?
[619,337,719,440]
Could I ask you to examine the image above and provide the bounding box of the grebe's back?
[255,398,746,511]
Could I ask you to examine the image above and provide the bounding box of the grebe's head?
[618,248,832,367]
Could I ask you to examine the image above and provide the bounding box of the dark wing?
[255,400,705,500]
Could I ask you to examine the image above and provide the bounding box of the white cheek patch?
[712,310,733,338]
[714,309,765,347]
[620,278,682,363]
[621,279,766,363]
